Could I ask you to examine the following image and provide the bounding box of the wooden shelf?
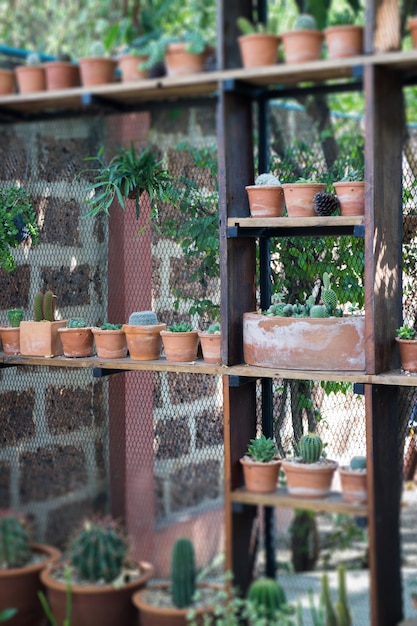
[227,215,364,237]
[231,486,368,516]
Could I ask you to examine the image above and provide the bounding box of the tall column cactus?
[0,514,31,568]
[170,537,196,608]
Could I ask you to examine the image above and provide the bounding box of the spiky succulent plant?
[246,434,278,463]
[0,513,31,569]
[247,578,287,620]
[128,311,159,325]
[255,173,281,186]
[294,14,317,30]
[299,432,323,463]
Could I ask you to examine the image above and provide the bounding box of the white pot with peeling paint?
[243,312,365,371]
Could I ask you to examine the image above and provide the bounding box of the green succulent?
[207,322,220,334]
[7,309,24,328]
[168,321,193,332]
[246,434,278,463]
[255,172,281,186]
[100,322,123,330]
[67,318,87,329]
[396,324,416,340]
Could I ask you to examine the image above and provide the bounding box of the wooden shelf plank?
[231,486,368,516]
[227,216,364,228]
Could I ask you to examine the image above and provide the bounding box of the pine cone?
[313,192,340,216]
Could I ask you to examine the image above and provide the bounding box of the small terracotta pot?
[0,326,20,355]
[44,61,80,90]
[333,181,365,216]
[281,30,324,63]
[282,182,326,217]
[58,327,94,357]
[396,337,417,373]
[198,331,222,364]
[240,456,281,493]
[0,69,15,94]
[408,17,417,49]
[238,33,280,68]
[324,25,364,59]
[92,327,127,359]
[245,185,285,217]
[78,57,117,86]
[122,323,166,360]
[15,65,46,93]
[117,54,148,81]
[339,467,367,503]
[281,458,338,498]
[160,330,199,362]
[164,43,207,76]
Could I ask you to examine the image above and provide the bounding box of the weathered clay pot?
[245,185,285,217]
[122,323,166,360]
[15,65,46,93]
[334,181,365,216]
[198,331,222,364]
[44,61,80,89]
[0,326,20,355]
[160,330,199,362]
[78,57,117,86]
[396,337,417,373]
[19,320,67,357]
[324,25,364,59]
[339,467,367,503]
[92,327,128,359]
[164,43,207,76]
[238,33,280,68]
[240,456,281,493]
[243,312,365,371]
[281,30,323,63]
[0,68,15,94]
[117,54,148,81]
[281,458,338,498]
[282,182,326,217]
[58,327,94,357]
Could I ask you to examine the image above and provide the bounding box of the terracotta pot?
[281,30,324,63]
[396,337,417,373]
[324,25,364,59]
[243,312,365,371]
[0,326,20,355]
[198,331,222,364]
[15,65,46,93]
[57,327,94,357]
[282,182,326,217]
[408,17,417,49]
[0,543,61,626]
[245,185,285,217]
[132,582,222,626]
[0,69,15,94]
[41,560,153,626]
[333,181,365,216]
[239,456,281,493]
[92,327,128,359]
[281,458,338,498]
[160,330,199,363]
[339,467,367,503]
[117,54,148,81]
[78,57,117,86]
[122,323,166,360]
[164,43,207,76]
[19,320,67,357]
[44,61,80,90]
[238,33,280,68]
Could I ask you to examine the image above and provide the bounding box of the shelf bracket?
[228,375,258,387]
[353,382,365,395]
[353,224,365,238]
[93,367,124,378]
[223,79,264,99]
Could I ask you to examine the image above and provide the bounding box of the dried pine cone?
[313,192,340,216]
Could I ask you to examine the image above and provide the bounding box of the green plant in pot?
[281,13,324,64]
[245,172,285,218]
[0,185,39,272]
[0,308,25,356]
[160,320,200,363]
[19,290,68,357]
[40,516,154,626]
[395,322,417,372]
[239,434,281,494]
[236,15,280,68]
[57,317,94,358]
[92,321,127,359]
[198,321,222,364]
[122,310,166,361]
[339,455,367,504]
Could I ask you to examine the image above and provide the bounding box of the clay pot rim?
[123,323,166,333]
[198,330,221,337]
[339,466,367,474]
[58,326,93,332]
[0,543,61,578]
[160,329,198,336]
[281,29,324,39]
[395,337,417,344]
[240,455,281,467]
[238,33,280,42]
[92,326,125,333]
[282,182,325,188]
[324,25,364,34]
[245,184,283,190]
[282,458,338,470]
[132,581,223,616]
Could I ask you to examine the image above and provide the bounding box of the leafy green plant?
[100,322,123,330]
[67,318,87,329]
[7,308,24,328]
[0,185,39,272]
[168,321,194,332]
[396,323,416,340]
[237,15,279,35]
[246,434,279,463]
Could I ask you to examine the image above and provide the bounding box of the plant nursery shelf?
[227,215,364,238]
[231,487,368,517]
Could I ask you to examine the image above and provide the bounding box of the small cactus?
[67,317,87,328]
[33,290,56,322]
[89,41,106,57]
[207,322,220,334]
[294,13,318,30]
[69,517,127,583]
[171,537,196,609]
[128,311,159,325]
[0,514,31,568]
[350,456,366,471]
[7,308,24,328]
[322,273,338,315]
[247,578,287,620]
[255,173,281,186]
[310,304,326,318]
[300,432,323,463]
[26,52,42,66]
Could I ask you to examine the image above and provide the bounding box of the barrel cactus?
[247,578,287,620]
[299,433,323,463]
[0,513,31,568]
[255,173,281,186]
[350,456,366,471]
[294,13,317,30]
[69,517,127,583]
[171,537,196,608]
[128,310,159,325]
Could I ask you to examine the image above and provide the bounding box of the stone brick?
[155,418,191,459]
[196,408,223,449]
[41,264,91,307]
[0,461,10,508]
[95,439,105,479]
[0,132,29,179]
[37,135,99,182]
[166,372,217,405]
[19,444,88,503]
[154,476,165,519]
[0,265,31,310]
[93,381,105,427]
[45,385,94,434]
[38,196,80,246]
[0,389,35,446]
[150,109,189,134]
[45,494,107,549]
[170,460,220,511]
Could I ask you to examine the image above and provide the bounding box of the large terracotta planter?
[58,327,94,357]
[41,560,153,626]
[281,30,324,63]
[117,54,148,81]
[281,458,338,498]
[92,327,127,359]
[160,330,199,363]
[78,57,117,86]
[243,312,365,371]
[324,25,364,59]
[15,65,46,93]
[282,182,326,217]
[44,61,80,90]
[19,320,67,357]
[132,582,221,626]
[396,337,417,373]
[245,185,285,217]
[339,467,367,503]
[333,181,365,216]
[164,43,207,76]
[0,326,20,355]
[122,323,166,360]
[0,69,15,94]
[238,33,280,68]
[0,543,61,626]
[198,331,222,364]
[239,456,281,493]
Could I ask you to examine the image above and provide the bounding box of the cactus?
[320,572,338,626]
[89,41,105,57]
[67,317,87,328]
[299,433,323,463]
[294,13,317,30]
[0,514,31,568]
[310,305,326,318]
[168,321,193,332]
[255,173,281,186]
[128,311,158,325]
[7,308,24,328]
[322,273,338,315]
[350,456,366,471]
[247,578,287,620]
[26,52,41,66]
[34,290,56,322]
[247,434,278,463]
[170,537,196,608]
[69,518,127,583]
[207,322,220,334]
[335,565,352,626]
[308,566,351,626]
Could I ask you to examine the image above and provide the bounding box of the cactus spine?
[247,578,287,620]
[33,290,55,322]
[128,311,158,325]
[300,433,323,463]
[0,514,31,568]
[70,518,127,583]
[171,537,196,608]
